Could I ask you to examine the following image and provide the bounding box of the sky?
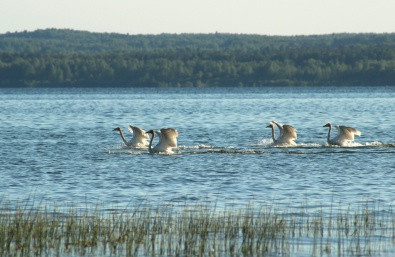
[1,0,394,36]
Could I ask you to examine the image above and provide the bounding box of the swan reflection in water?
[323,123,361,146]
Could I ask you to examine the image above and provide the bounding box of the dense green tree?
[0,29,395,87]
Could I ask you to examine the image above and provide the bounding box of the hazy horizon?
[1,0,394,36]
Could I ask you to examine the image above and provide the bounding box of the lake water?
[1,86,394,212]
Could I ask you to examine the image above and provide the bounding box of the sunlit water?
[1,86,394,213]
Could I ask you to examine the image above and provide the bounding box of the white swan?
[128,125,150,147]
[147,128,178,154]
[113,126,149,148]
[266,121,297,146]
[323,123,361,146]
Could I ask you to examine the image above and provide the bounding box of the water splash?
[254,138,273,146]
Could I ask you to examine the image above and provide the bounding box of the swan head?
[113,127,122,132]
[266,123,274,128]
[146,130,155,135]
[323,123,332,128]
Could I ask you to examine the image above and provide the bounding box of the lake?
[1,86,394,209]
[1,86,395,255]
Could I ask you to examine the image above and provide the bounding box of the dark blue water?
[1,86,394,213]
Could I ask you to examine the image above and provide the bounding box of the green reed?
[0,199,394,257]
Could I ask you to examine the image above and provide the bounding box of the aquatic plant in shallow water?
[0,199,394,256]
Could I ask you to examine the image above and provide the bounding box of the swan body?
[147,128,178,154]
[266,121,297,146]
[128,125,150,147]
[323,123,361,146]
[113,126,149,148]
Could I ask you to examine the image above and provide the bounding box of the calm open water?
[1,86,394,212]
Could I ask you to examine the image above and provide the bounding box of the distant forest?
[0,29,394,87]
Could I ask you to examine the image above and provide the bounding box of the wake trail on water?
[255,137,394,148]
[105,142,148,155]
[105,140,395,156]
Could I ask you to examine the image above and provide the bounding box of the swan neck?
[119,130,128,145]
[148,132,155,153]
[327,125,332,143]
[271,126,276,142]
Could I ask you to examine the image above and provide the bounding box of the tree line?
[0,29,394,87]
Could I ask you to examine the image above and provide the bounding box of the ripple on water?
[0,86,394,213]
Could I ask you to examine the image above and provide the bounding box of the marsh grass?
[0,199,394,257]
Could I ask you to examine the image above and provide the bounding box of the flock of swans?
[266,121,361,147]
[113,121,362,154]
[113,126,179,154]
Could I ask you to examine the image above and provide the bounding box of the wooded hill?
[0,29,394,87]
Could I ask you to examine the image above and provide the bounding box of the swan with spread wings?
[323,123,361,146]
[113,125,149,148]
[266,121,297,146]
[146,128,179,154]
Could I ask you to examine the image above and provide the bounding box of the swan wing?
[151,128,178,153]
[274,125,297,145]
[337,126,361,141]
[127,126,134,135]
[126,125,149,147]
[160,128,178,148]
[346,126,361,137]
[282,125,297,140]
[129,125,150,140]
[272,121,284,137]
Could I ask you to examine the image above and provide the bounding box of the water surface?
[1,86,394,213]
